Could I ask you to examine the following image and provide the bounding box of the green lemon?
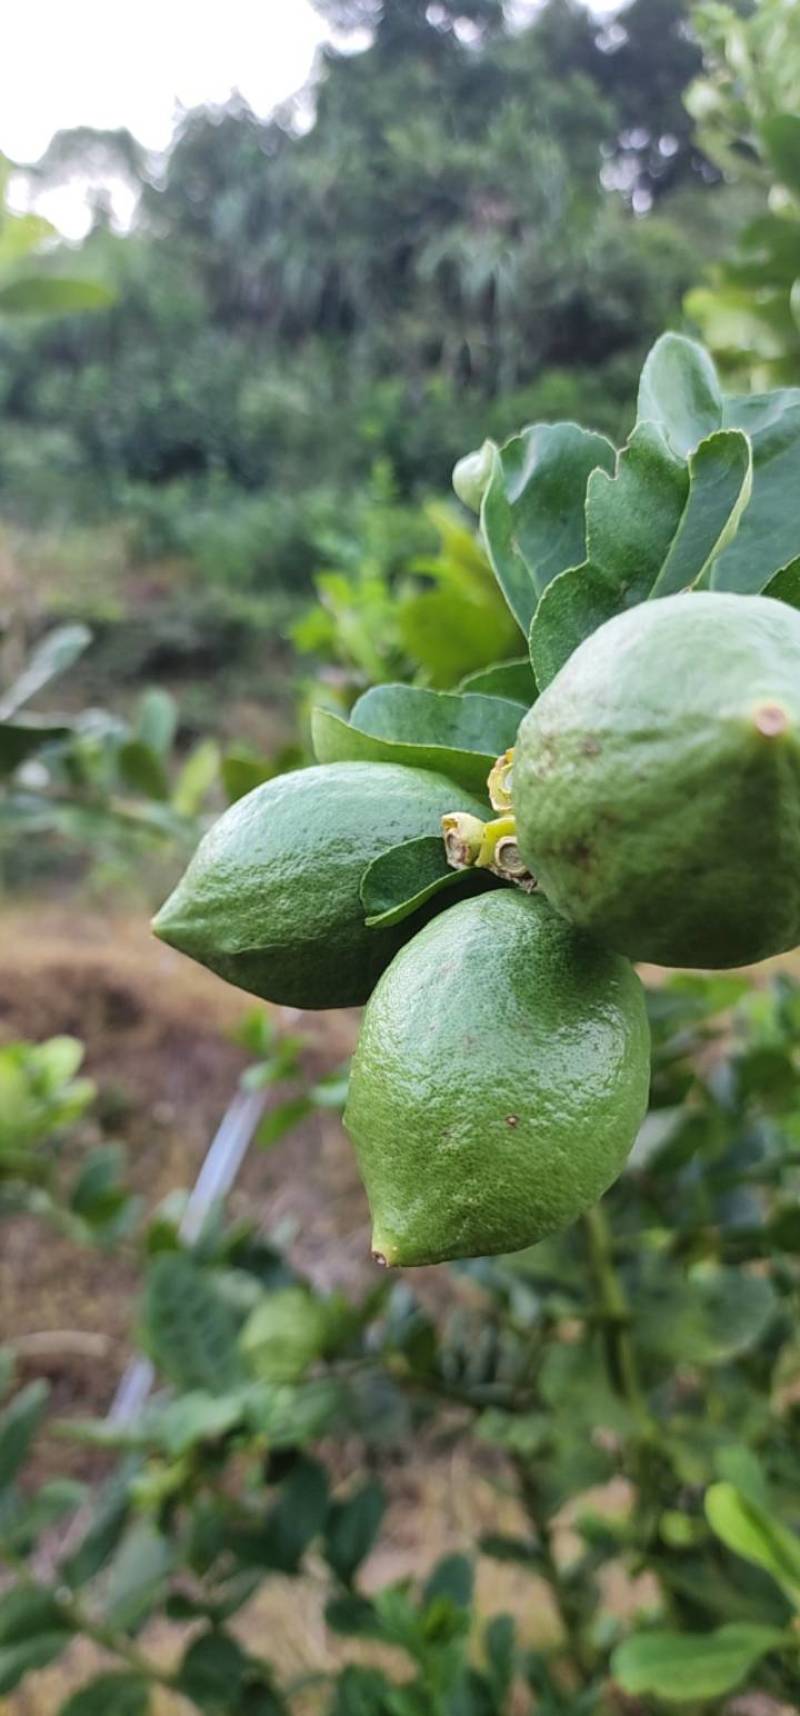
[515,592,800,969]
[345,890,650,1266]
[153,761,487,1010]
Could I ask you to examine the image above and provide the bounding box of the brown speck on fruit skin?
[754,701,789,737]
[505,1114,519,1128]
[581,736,601,757]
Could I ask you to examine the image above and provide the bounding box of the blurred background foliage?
[0,0,748,731]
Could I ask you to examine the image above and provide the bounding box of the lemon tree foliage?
[684,0,800,385]
[4,973,800,1711]
[158,331,800,1255]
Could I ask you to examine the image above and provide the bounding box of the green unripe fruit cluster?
[154,587,800,1267]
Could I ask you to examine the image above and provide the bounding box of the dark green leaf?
[649,429,752,597]
[637,332,723,457]
[424,1554,474,1609]
[529,561,619,690]
[60,1465,132,1588]
[313,686,521,796]
[326,1594,381,1637]
[762,557,800,609]
[58,1672,150,1716]
[0,715,72,776]
[141,1255,244,1393]
[330,1665,393,1716]
[0,1380,48,1490]
[458,658,536,703]
[585,422,688,604]
[325,1481,385,1584]
[484,1614,516,1698]
[117,740,170,802]
[102,1522,174,1630]
[221,747,275,804]
[0,1588,72,1694]
[232,1456,329,1573]
[481,423,615,628]
[360,836,469,928]
[178,1632,247,1710]
[712,402,800,592]
[612,1624,786,1701]
[0,1479,86,1555]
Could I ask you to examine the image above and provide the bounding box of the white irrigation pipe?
[106,1083,269,1426]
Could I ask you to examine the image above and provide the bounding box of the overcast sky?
[2,0,619,236]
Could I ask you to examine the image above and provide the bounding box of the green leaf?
[713,1448,771,1511]
[178,1632,247,1710]
[529,562,619,691]
[458,657,536,703]
[240,1288,329,1384]
[0,1478,86,1553]
[637,332,723,457]
[761,113,800,194]
[155,1391,244,1458]
[330,1665,393,1716]
[528,425,749,683]
[585,422,689,605]
[763,557,800,608]
[172,740,220,817]
[70,1144,131,1232]
[0,623,91,717]
[0,276,114,314]
[58,1672,151,1716]
[713,401,800,593]
[481,423,615,628]
[256,1096,313,1149]
[325,1481,385,1584]
[360,835,472,929]
[706,1483,800,1601]
[0,1380,48,1490]
[60,1466,131,1588]
[612,1624,786,1702]
[397,586,519,689]
[135,688,178,756]
[425,1554,474,1609]
[485,1614,516,1698]
[232,1456,329,1573]
[221,747,275,804]
[141,1255,244,1394]
[0,715,72,777]
[312,686,521,797]
[0,1588,72,1694]
[635,1264,775,1365]
[117,740,170,802]
[649,429,752,597]
[102,1522,174,1631]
